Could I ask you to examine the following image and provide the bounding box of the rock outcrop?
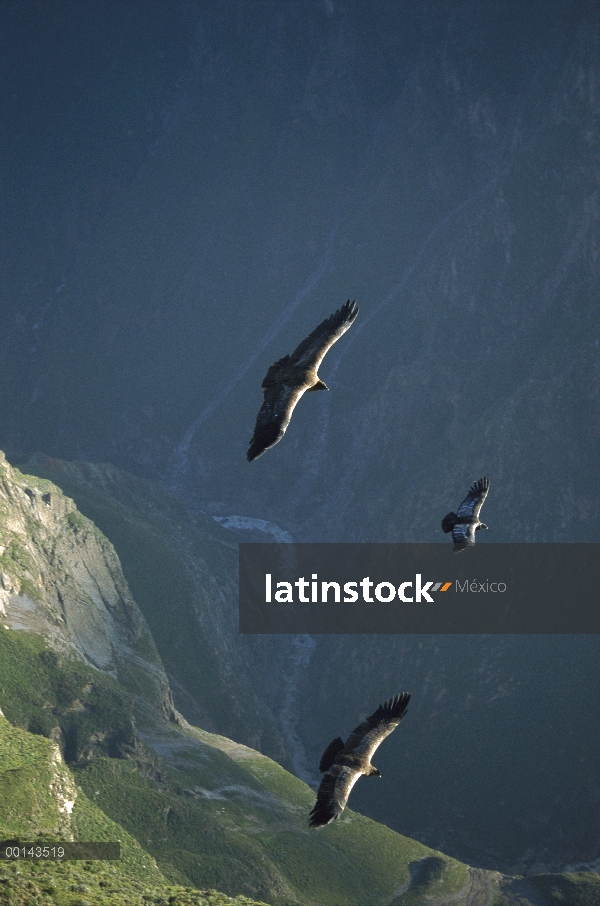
[0,451,173,719]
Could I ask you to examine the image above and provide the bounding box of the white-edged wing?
[309,763,363,827]
[247,382,307,461]
[456,476,489,522]
[288,299,359,373]
[451,520,477,548]
[343,692,411,764]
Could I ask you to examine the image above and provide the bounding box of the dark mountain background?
[1,0,599,878]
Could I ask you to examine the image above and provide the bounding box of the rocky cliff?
[0,451,172,727]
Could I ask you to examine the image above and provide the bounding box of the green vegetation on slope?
[0,453,169,724]
[0,714,266,906]
[70,743,470,906]
[0,627,138,764]
[0,860,267,906]
[0,716,69,840]
[0,624,471,905]
[530,872,600,906]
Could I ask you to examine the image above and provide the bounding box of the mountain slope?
[18,452,600,874]
[1,451,599,903]
[0,631,472,906]
[2,687,599,906]
[0,452,476,904]
[0,710,267,905]
[15,452,290,763]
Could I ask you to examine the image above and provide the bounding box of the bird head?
[370,767,381,777]
[480,522,488,530]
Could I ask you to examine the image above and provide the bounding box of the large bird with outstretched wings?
[309,693,411,828]
[247,299,359,461]
[442,476,490,552]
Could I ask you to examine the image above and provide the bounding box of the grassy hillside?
[0,712,265,905]
[0,628,139,764]
[0,628,470,905]
[3,633,600,906]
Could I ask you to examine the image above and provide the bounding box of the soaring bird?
[309,693,411,828]
[442,476,490,552]
[247,299,359,461]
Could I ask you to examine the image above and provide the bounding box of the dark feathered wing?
[451,520,476,549]
[288,299,359,372]
[456,476,489,521]
[309,764,363,828]
[342,693,411,764]
[309,693,411,828]
[247,382,305,462]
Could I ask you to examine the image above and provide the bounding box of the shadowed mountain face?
[0,1,598,545]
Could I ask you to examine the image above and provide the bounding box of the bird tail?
[318,736,345,773]
[441,511,457,533]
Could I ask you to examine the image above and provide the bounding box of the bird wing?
[456,476,489,521]
[288,299,359,373]
[451,521,477,550]
[247,381,306,461]
[309,763,363,827]
[342,693,411,765]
